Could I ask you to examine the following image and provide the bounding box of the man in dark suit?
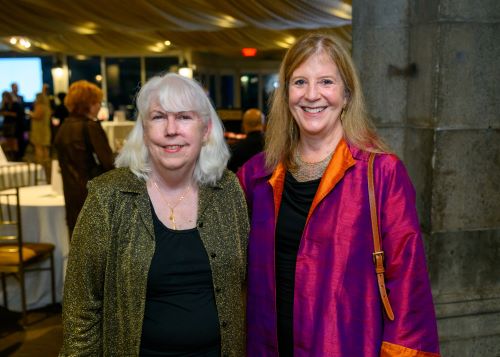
[227,108,265,172]
[10,82,24,106]
[10,82,27,160]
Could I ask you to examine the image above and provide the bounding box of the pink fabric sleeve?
[377,156,440,356]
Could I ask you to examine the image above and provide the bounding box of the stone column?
[352,0,500,355]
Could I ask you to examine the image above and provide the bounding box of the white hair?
[115,73,230,185]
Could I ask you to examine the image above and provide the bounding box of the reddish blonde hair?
[65,80,103,116]
[265,33,389,171]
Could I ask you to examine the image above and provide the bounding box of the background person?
[54,80,113,237]
[227,108,265,172]
[60,73,249,356]
[9,82,28,159]
[237,33,440,356]
[53,92,69,124]
[30,83,52,175]
[0,91,24,160]
[10,82,24,106]
[51,91,69,152]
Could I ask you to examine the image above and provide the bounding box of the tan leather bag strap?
[368,153,395,321]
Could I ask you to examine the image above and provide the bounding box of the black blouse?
[140,204,220,356]
[275,172,320,357]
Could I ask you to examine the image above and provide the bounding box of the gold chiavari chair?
[0,187,56,325]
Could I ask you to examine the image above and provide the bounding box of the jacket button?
[210,252,217,258]
[198,221,204,228]
[215,287,221,293]
[221,321,228,328]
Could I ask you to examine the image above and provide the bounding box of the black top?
[275,172,320,357]
[140,205,220,356]
[227,131,264,172]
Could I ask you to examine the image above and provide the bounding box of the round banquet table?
[0,185,69,311]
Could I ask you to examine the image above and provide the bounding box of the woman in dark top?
[54,80,114,237]
[60,73,249,356]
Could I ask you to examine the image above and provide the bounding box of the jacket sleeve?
[89,122,114,171]
[233,175,250,281]
[377,156,440,357]
[60,181,111,356]
[236,160,256,215]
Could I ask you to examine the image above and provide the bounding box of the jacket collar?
[267,138,357,223]
[348,142,371,162]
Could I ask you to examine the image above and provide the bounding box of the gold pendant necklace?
[152,179,191,230]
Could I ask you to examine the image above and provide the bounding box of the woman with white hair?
[61,73,249,356]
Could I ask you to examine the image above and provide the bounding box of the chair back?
[26,161,48,186]
[0,187,26,266]
[0,162,47,190]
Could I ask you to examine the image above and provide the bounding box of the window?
[145,57,178,79]
[67,56,101,85]
[220,75,234,108]
[105,57,141,119]
[262,73,279,115]
[240,73,259,110]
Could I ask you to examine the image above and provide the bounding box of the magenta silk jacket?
[237,139,440,357]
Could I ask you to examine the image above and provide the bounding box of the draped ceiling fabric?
[0,0,352,57]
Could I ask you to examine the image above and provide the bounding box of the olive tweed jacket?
[60,168,249,356]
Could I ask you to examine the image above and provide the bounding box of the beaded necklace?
[289,149,334,182]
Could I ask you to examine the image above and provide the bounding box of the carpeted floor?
[0,304,62,356]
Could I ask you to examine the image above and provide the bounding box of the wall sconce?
[178,60,193,78]
[51,56,64,78]
[387,63,418,78]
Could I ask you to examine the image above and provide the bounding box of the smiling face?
[143,102,211,176]
[288,51,347,142]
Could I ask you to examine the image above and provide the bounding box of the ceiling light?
[19,38,31,48]
[328,3,352,20]
[148,44,163,52]
[74,22,98,35]
[178,60,193,78]
[216,14,241,28]
[275,41,290,48]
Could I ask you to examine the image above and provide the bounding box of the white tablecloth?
[0,185,69,311]
[101,120,135,152]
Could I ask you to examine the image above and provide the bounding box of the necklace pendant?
[169,208,176,229]
[152,178,192,231]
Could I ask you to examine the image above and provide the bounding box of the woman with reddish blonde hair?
[238,33,440,356]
